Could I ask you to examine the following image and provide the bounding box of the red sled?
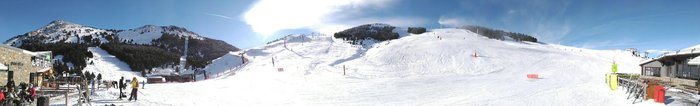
[527,74,539,79]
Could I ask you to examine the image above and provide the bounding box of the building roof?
[37,67,51,73]
[690,56,700,65]
[641,44,700,65]
[0,44,26,52]
[1,44,52,57]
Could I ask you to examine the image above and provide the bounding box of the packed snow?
[58,28,676,105]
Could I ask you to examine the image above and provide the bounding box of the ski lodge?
[0,44,53,85]
[640,46,700,87]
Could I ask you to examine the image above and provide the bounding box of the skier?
[128,77,139,101]
[141,81,145,89]
[90,73,95,95]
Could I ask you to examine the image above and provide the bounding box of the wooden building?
[640,46,700,86]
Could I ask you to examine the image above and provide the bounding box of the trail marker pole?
[65,90,69,106]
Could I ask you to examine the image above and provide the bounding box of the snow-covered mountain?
[5,20,207,46]
[5,20,111,45]
[4,20,240,73]
[117,24,204,44]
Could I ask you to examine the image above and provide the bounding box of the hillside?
[4,20,240,73]
[56,27,658,105]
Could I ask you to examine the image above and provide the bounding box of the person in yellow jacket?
[609,61,618,91]
[128,77,139,101]
[612,61,618,73]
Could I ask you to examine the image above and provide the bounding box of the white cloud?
[576,39,646,49]
[242,0,395,37]
[438,16,473,27]
[532,22,571,42]
[204,13,236,22]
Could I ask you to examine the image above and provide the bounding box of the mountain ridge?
[4,20,240,74]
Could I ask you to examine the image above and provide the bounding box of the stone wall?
[0,45,42,85]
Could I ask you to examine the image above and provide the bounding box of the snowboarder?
[128,77,139,101]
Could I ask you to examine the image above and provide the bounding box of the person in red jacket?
[29,85,36,99]
[0,89,5,104]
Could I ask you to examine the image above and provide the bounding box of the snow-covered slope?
[117,25,204,44]
[58,28,658,105]
[5,20,112,45]
[201,52,245,79]
[82,47,145,81]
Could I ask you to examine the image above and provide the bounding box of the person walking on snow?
[128,77,139,101]
[118,77,124,100]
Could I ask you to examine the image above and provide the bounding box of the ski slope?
[82,47,144,81]
[58,28,670,105]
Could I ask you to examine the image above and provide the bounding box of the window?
[644,67,661,77]
[690,65,700,80]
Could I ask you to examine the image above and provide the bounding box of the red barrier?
[527,74,539,79]
[655,86,665,103]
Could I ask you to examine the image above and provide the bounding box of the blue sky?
[1,0,699,55]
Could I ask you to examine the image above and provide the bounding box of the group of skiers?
[80,71,144,102]
[117,76,140,101]
[78,71,103,103]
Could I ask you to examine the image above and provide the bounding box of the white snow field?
[81,47,145,81]
[55,28,673,105]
